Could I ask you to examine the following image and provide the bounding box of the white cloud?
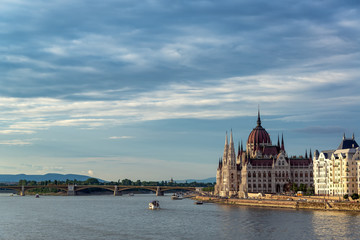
[88,170,94,176]
[0,139,33,145]
[109,136,135,139]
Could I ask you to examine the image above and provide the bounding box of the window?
[248,172,251,178]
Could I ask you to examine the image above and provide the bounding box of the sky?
[0,0,359,181]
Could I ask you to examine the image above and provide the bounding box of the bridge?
[0,185,198,196]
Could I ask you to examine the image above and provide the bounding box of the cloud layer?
[0,0,359,179]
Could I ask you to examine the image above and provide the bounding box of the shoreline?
[195,196,360,212]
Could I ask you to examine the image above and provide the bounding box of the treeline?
[17,178,215,187]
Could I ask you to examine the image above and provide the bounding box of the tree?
[351,193,359,200]
[85,178,100,185]
[344,194,349,200]
[121,179,133,186]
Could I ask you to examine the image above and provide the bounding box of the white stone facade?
[313,135,360,196]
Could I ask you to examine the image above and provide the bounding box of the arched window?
[300,172,303,177]
[231,173,234,179]
[248,172,251,178]
[295,172,298,177]
[258,172,261,178]
[253,172,256,178]
[286,172,289,178]
[268,172,271,177]
[282,171,285,178]
[263,172,266,178]
[275,171,278,177]
[305,172,308,177]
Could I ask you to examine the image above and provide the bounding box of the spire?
[237,142,240,157]
[223,132,229,164]
[281,133,285,151]
[343,133,346,140]
[257,106,261,127]
[309,149,312,160]
[228,129,236,166]
[353,133,355,140]
[305,149,308,159]
[277,134,280,148]
[241,140,243,153]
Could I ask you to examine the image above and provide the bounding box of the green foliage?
[202,186,214,192]
[351,193,359,200]
[290,183,298,192]
[84,178,100,185]
[344,194,349,200]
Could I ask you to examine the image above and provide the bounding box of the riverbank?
[195,196,360,212]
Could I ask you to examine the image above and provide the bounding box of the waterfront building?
[313,134,360,196]
[215,110,313,197]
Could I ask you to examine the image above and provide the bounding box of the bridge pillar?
[156,186,164,196]
[67,185,76,196]
[114,185,122,196]
[20,185,25,196]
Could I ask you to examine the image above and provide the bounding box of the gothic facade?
[215,111,313,197]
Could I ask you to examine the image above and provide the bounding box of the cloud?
[0,139,33,145]
[109,136,135,139]
[87,170,94,176]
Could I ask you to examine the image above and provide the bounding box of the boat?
[35,194,40,198]
[171,193,183,200]
[149,200,160,210]
[194,201,203,205]
[129,193,134,196]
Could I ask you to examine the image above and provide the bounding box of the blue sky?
[0,0,359,181]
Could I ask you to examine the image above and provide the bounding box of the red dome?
[247,110,271,145]
[247,125,271,145]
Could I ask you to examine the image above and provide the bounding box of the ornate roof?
[247,110,271,146]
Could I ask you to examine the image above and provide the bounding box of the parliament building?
[214,110,313,197]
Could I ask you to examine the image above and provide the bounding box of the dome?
[247,111,271,146]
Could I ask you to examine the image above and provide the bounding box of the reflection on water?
[311,210,360,240]
[0,194,359,240]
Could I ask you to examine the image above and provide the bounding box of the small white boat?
[35,194,40,198]
[129,193,134,196]
[149,200,160,210]
[194,201,203,205]
[171,193,183,200]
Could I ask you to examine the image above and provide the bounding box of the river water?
[0,193,359,240]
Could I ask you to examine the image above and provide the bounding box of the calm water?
[0,194,360,240]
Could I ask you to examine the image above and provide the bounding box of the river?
[0,193,359,240]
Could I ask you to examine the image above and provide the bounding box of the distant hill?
[175,177,216,184]
[0,173,104,183]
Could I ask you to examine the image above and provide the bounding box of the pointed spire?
[225,131,228,145]
[305,149,308,159]
[257,106,261,127]
[343,133,346,140]
[241,140,243,153]
[309,149,312,160]
[238,142,240,156]
[228,129,236,166]
[277,134,280,147]
[353,133,355,140]
[281,133,285,151]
